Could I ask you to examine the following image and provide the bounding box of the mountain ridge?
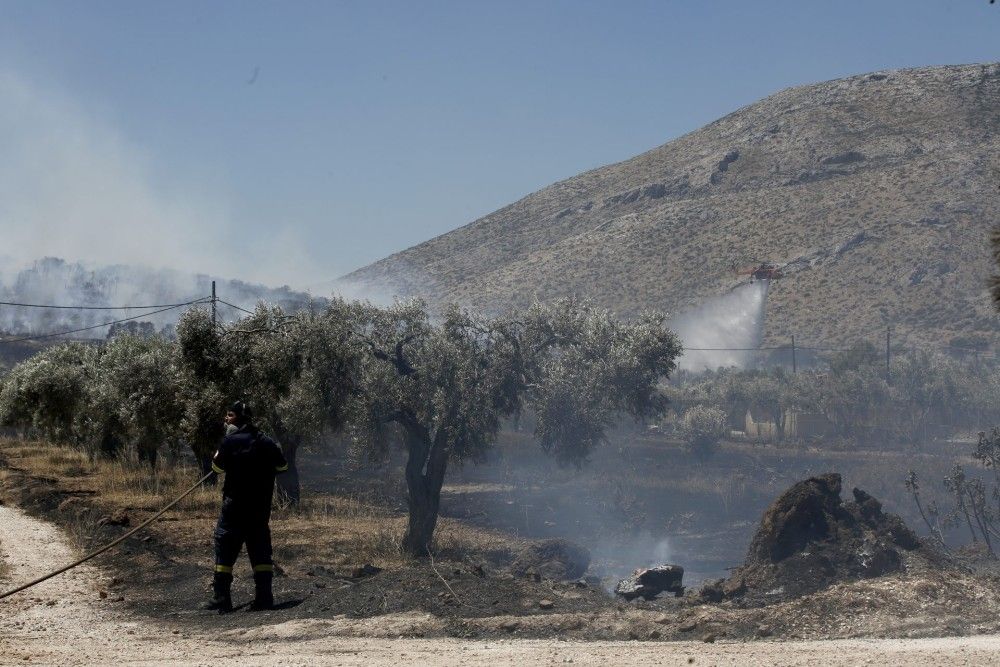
[343,62,1000,350]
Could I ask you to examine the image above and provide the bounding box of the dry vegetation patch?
[0,439,526,576]
[0,437,614,634]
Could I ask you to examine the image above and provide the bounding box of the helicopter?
[732,261,785,284]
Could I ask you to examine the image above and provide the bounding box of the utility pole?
[885,326,891,384]
[791,335,797,374]
[211,280,217,328]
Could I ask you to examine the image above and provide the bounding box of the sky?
[0,1,997,290]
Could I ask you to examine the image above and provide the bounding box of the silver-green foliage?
[0,343,97,443]
[678,404,727,461]
[1,297,681,541]
[94,334,183,463]
[0,336,182,461]
[175,301,362,501]
[670,346,990,445]
[343,297,681,553]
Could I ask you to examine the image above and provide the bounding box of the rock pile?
[701,473,920,605]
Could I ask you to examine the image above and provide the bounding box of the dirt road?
[2,503,1000,666]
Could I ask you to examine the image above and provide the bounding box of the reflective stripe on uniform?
[214,564,233,573]
[275,464,289,472]
[253,564,274,573]
[211,463,225,474]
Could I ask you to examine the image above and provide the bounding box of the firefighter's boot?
[201,571,233,613]
[248,570,273,611]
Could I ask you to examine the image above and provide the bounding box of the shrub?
[679,404,727,461]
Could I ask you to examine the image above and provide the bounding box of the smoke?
[0,257,319,338]
[589,534,676,587]
[670,281,770,372]
[0,69,322,288]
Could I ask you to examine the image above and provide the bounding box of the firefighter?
[202,401,288,613]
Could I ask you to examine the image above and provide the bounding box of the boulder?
[615,564,684,600]
[511,539,590,581]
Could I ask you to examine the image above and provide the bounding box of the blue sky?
[0,1,997,289]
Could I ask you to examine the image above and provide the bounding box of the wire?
[0,300,204,310]
[0,471,214,601]
[684,347,779,352]
[0,293,994,360]
[216,299,255,316]
[0,299,210,344]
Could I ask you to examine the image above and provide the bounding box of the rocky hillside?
[344,63,1000,350]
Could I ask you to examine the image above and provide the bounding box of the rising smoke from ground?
[669,281,771,372]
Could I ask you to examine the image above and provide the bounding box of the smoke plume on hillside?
[0,257,316,338]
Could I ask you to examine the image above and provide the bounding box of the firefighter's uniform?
[206,423,287,612]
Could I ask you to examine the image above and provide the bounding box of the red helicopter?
[732,261,784,284]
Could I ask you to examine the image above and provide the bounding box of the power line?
[685,346,787,351]
[0,299,210,344]
[0,300,204,310]
[684,341,996,356]
[1,292,996,361]
[217,299,254,316]
[684,344,859,352]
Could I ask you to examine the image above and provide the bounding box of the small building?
[745,409,833,441]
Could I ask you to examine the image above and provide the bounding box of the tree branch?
[361,333,419,376]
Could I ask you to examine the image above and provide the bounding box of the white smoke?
[590,533,677,590]
[0,68,323,288]
[670,281,770,372]
[0,257,319,338]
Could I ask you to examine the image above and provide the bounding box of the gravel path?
[3,503,1000,666]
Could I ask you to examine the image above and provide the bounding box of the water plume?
[670,281,770,372]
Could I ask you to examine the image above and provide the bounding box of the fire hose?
[0,471,214,601]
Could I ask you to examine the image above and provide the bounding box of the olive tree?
[0,343,97,443]
[176,301,358,503]
[888,351,980,441]
[91,334,184,466]
[0,336,185,463]
[346,298,681,556]
[259,300,360,504]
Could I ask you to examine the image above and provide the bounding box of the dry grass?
[0,440,219,513]
[0,438,525,576]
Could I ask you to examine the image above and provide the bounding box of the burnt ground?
[5,437,1000,644]
[306,430,970,587]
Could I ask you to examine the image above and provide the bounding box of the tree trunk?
[139,445,158,469]
[401,427,450,557]
[275,439,300,506]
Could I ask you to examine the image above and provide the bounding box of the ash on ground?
[510,538,591,581]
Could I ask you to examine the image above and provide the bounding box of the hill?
[343,63,1000,351]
